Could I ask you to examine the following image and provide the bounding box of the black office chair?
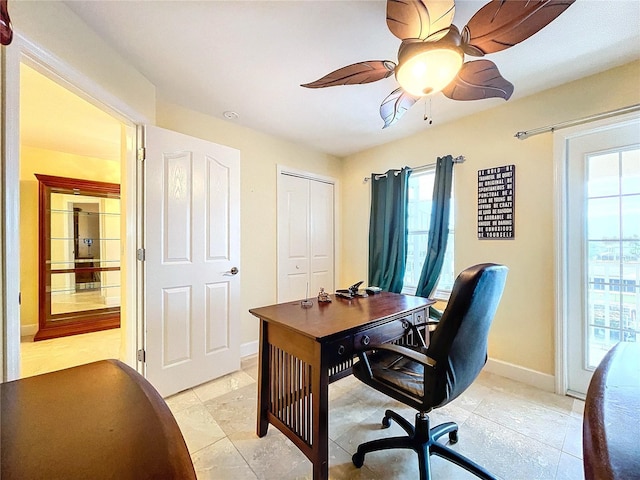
[351,263,508,480]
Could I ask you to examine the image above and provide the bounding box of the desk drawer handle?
[337,345,346,356]
[361,335,370,346]
[401,320,410,330]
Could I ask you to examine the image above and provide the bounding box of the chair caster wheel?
[382,416,391,428]
[352,451,365,468]
[449,430,458,444]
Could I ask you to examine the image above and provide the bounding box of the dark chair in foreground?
[351,263,508,480]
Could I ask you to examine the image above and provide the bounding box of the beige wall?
[341,61,640,376]
[19,146,120,329]
[11,1,156,123]
[5,0,639,380]
[156,102,343,346]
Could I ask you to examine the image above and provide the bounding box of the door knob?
[224,267,239,276]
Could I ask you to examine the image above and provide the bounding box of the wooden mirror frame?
[35,174,121,341]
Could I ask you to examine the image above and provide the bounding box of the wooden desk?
[583,341,640,480]
[250,292,433,480]
[1,359,196,480]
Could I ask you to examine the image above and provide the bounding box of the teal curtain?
[415,155,454,298]
[368,167,411,293]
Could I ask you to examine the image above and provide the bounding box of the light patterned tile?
[555,452,585,480]
[191,437,258,480]
[453,414,561,480]
[473,389,570,449]
[173,403,226,454]
[227,428,308,480]
[165,388,201,414]
[477,371,574,415]
[284,440,382,480]
[204,384,258,436]
[562,415,583,459]
[571,398,585,419]
[193,370,256,402]
[241,355,259,381]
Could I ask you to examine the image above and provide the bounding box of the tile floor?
[20,328,121,378]
[18,333,586,479]
[167,356,586,480]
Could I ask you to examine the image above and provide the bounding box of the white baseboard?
[21,323,38,337]
[485,357,555,392]
[241,340,258,358]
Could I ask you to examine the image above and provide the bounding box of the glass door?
[565,119,640,396]
[35,174,121,341]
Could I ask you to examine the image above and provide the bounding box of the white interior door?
[277,171,334,303]
[564,117,640,396]
[144,126,240,397]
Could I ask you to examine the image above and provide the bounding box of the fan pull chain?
[423,98,433,125]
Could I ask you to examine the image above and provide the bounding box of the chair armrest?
[364,343,437,368]
[428,305,442,320]
[414,320,440,328]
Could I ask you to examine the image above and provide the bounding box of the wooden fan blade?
[301,61,396,88]
[387,0,455,41]
[0,0,13,46]
[461,0,575,56]
[380,87,419,128]
[441,60,514,101]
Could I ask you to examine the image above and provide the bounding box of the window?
[585,146,640,368]
[623,279,637,293]
[403,168,454,299]
[592,277,605,290]
[610,278,621,292]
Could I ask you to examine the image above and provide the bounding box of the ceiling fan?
[302,0,575,128]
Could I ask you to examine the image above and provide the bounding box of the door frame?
[1,33,148,380]
[276,165,340,302]
[552,111,640,396]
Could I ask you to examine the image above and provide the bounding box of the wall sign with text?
[477,165,515,239]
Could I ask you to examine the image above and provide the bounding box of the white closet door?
[277,172,334,303]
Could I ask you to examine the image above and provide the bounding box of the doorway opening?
[19,62,125,377]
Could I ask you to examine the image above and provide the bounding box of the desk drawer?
[354,317,411,351]
[324,336,353,366]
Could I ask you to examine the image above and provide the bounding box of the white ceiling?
[30,1,640,158]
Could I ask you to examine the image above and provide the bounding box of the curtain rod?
[364,155,465,183]
[514,103,640,140]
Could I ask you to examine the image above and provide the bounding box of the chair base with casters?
[350,263,509,480]
[352,409,496,480]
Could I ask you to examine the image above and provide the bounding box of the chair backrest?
[426,263,508,407]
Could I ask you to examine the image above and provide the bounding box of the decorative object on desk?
[301,282,313,308]
[336,281,369,299]
[477,164,515,239]
[301,0,574,128]
[317,288,332,303]
[365,286,382,295]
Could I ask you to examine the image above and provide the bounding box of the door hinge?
[137,147,146,162]
[137,248,146,261]
[137,349,146,362]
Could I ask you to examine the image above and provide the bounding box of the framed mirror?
[35,174,121,341]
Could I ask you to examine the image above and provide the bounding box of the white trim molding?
[240,340,258,358]
[552,111,640,396]
[484,357,555,392]
[20,323,38,338]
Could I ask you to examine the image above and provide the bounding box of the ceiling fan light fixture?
[396,45,463,97]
